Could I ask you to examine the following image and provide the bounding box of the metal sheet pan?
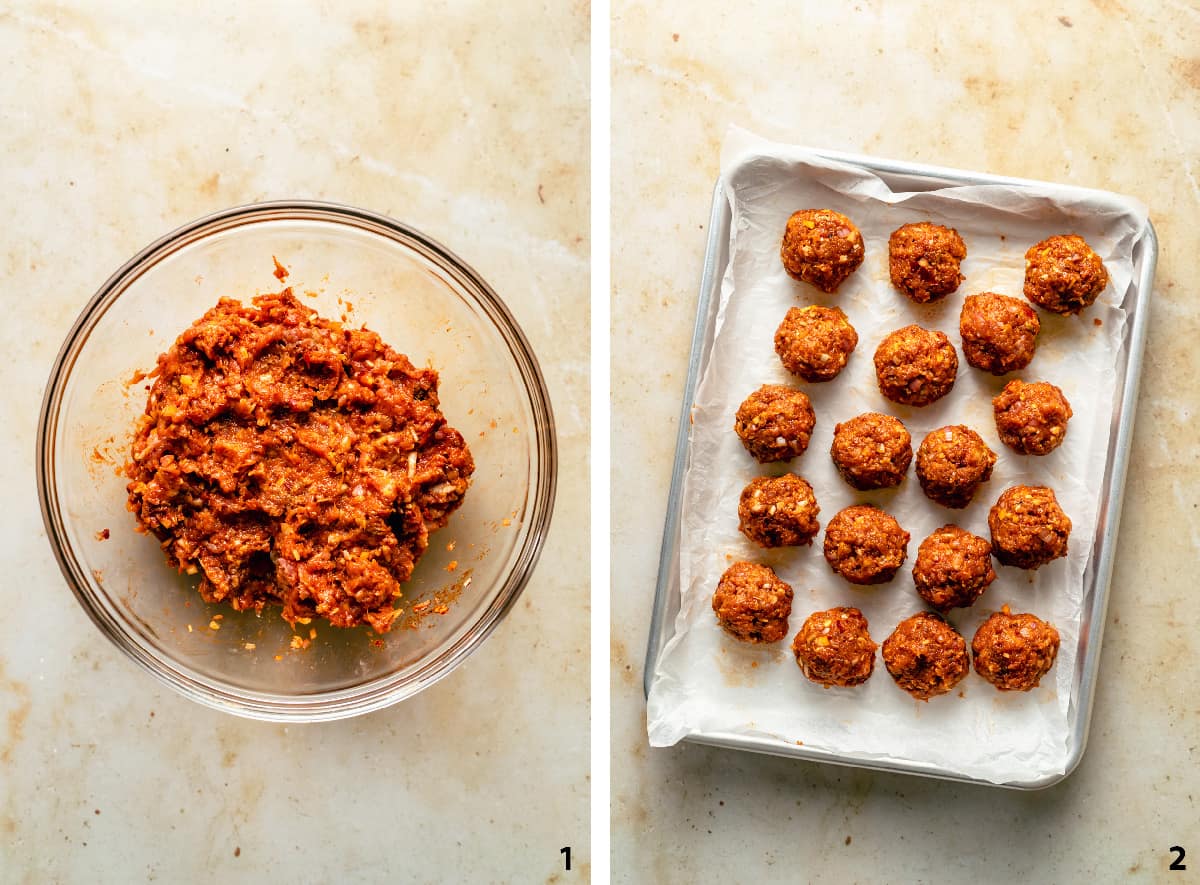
[644,149,1157,789]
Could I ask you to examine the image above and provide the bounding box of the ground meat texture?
[988,485,1071,569]
[972,605,1061,691]
[737,474,820,548]
[823,505,909,585]
[733,384,816,463]
[779,209,865,293]
[792,607,877,687]
[830,412,912,490]
[711,561,794,643]
[1023,234,1109,315]
[773,306,858,382]
[125,289,474,633]
[887,222,967,303]
[873,325,958,407]
[915,425,997,509]
[992,379,1073,455]
[912,525,996,611]
[959,292,1041,375]
[882,612,970,700]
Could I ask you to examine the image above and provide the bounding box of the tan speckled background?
[613,1,1197,881]
[0,2,588,881]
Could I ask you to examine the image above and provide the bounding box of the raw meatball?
[780,209,865,293]
[888,221,967,303]
[823,504,910,585]
[1024,234,1109,315]
[830,412,912,490]
[988,485,1071,569]
[737,474,820,548]
[972,605,1061,691]
[992,379,1073,455]
[792,607,877,687]
[774,305,859,382]
[959,292,1041,375]
[873,325,959,406]
[882,612,970,700]
[912,525,996,611]
[734,384,816,463]
[711,561,794,643]
[915,425,997,509]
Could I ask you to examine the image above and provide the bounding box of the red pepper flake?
[1093,318,1102,327]
[95,528,110,541]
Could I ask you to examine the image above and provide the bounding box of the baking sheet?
[645,128,1151,784]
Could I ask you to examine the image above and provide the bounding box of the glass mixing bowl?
[37,202,556,721]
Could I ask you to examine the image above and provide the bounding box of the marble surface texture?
[613,1,1198,882]
[0,2,588,882]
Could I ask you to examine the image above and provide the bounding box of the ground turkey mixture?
[712,561,794,643]
[792,607,877,687]
[988,485,1071,569]
[780,209,865,293]
[733,384,816,463]
[915,425,997,509]
[829,412,912,490]
[125,289,474,633]
[959,292,1040,375]
[882,612,970,700]
[737,473,820,548]
[992,379,1073,455]
[1024,234,1109,315]
[773,305,858,382]
[873,325,958,407]
[887,222,967,303]
[912,525,995,611]
[972,605,1061,691]
[823,504,910,585]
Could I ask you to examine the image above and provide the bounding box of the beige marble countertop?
[613,0,1197,881]
[0,2,588,881]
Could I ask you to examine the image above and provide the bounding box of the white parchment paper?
[646,128,1150,784]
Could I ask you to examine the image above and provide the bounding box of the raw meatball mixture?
[912,525,996,611]
[992,379,1073,455]
[711,560,794,643]
[988,485,1071,569]
[873,325,959,407]
[882,612,970,700]
[1024,234,1109,315]
[774,305,858,382]
[823,504,910,585]
[792,607,877,687]
[780,209,865,293]
[915,425,997,509]
[737,473,820,548]
[959,292,1040,375]
[972,605,1061,691]
[734,384,816,463]
[887,221,967,303]
[829,412,912,490]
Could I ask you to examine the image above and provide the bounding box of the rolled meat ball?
[737,474,820,548]
[972,604,1061,691]
[959,292,1040,375]
[992,379,1073,455]
[734,384,816,463]
[912,525,996,611]
[823,504,910,585]
[774,305,858,382]
[882,612,970,700]
[873,325,958,407]
[780,209,865,293]
[830,412,912,490]
[1024,234,1109,315]
[711,561,794,643]
[888,221,967,303]
[915,425,997,509]
[988,485,1071,569]
[792,607,877,688]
